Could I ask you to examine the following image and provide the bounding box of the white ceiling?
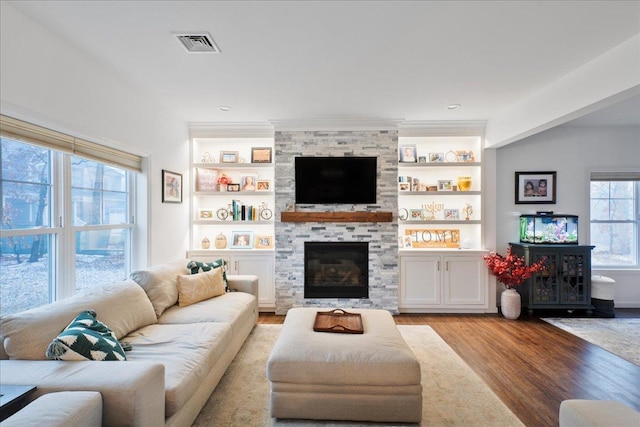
[8,0,640,127]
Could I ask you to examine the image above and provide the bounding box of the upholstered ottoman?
[266,307,422,423]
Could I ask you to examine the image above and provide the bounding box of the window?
[1,116,140,316]
[590,172,640,268]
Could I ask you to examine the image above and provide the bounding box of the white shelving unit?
[397,132,489,313]
[187,132,276,311]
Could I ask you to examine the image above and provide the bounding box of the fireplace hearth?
[304,242,369,299]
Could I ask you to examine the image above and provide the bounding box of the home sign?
[405,228,460,248]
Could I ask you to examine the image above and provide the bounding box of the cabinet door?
[400,255,441,307]
[559,250,589,305]
[231,253,275,309]
[530,251,561,305]
[443,256,487,306]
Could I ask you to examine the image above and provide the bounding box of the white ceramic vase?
[501,288,521,320]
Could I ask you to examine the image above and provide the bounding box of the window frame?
[589,175,640,269]
[1,132,138,312]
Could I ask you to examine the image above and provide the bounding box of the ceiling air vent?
[174,32,220,53]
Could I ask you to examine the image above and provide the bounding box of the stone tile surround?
[274,130,399,314]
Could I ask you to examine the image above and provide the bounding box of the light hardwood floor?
[258,309,640,427]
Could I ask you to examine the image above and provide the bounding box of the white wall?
[493,125,640,307]
[0,2,190,266]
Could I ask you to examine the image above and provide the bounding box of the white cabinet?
[186,249,275,311]
[399,250,489,313]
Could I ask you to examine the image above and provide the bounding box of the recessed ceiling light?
[446,104,462,110]
[218,106,232,112]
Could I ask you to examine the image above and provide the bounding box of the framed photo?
[241,175,258,191]
[444,209,460,220]
[418,156,427,163]
[515,171,557,204]
[230,231,253,249]
[437,180,453,191]
[255,235,274,249]
[399,145,417,163]
[195,168,218,191]
[162,170,182,203]
[220,151,238,163]
[429,152,444,163]
[455,151,475,162]
[227,183,240,192]
[398,182,411,192]
[409,209,423,220]
[198,209,214,220]
[251,147,272,163]
[256,180,271,191]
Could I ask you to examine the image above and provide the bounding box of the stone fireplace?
[304,241,369,299]
[274,129,399,314]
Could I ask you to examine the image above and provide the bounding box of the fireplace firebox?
[304,242,369,299]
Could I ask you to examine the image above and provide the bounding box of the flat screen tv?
[295,156,377,204]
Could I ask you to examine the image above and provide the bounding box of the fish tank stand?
[509,243,594,315]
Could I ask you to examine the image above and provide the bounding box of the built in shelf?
[281,211,393,223]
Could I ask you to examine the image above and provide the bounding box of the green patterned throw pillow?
[187,259,229,291]
[46,310,127,361]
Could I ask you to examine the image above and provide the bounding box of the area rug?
[192,325,524,426]
[542,318,640,366]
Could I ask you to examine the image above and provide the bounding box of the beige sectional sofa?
[0,259,259,427]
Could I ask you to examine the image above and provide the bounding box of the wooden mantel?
[280,211,393,223]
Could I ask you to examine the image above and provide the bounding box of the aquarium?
[519,214,578,244]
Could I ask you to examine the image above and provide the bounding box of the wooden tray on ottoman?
[313,309,364,334]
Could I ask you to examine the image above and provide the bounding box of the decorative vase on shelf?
[201,237,210,250]
[457,176,472,191]
[500,288,521,320]
[214,232,227,249]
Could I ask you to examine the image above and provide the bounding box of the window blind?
[0,114,142,172]
[590,171,640,181]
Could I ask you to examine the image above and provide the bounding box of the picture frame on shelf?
[220,151,239,163]
[455,151,475,162]
[409,209,423,220]
[198,209,214,220]
[398,182,410,192]
[227,183,240,192]
[251,147,272,163]
[418,156,427,163]
[241,175,258,191]
[255,235,274,249]
[256,180,271,191]
[515,171,556,204]
[437,180,453,191]
[429,152,444,162]
[444,209,460,220]
[162,170,182,203]
[230,231,253,249]
[399,145,417,163]
[195,168,218,191]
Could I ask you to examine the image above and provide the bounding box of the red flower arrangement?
[483,246,546,289]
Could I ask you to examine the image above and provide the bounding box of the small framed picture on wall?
[515,171,557,204]
[162,170,182,203]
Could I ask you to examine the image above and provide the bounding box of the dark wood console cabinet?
[510,243,594,314]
